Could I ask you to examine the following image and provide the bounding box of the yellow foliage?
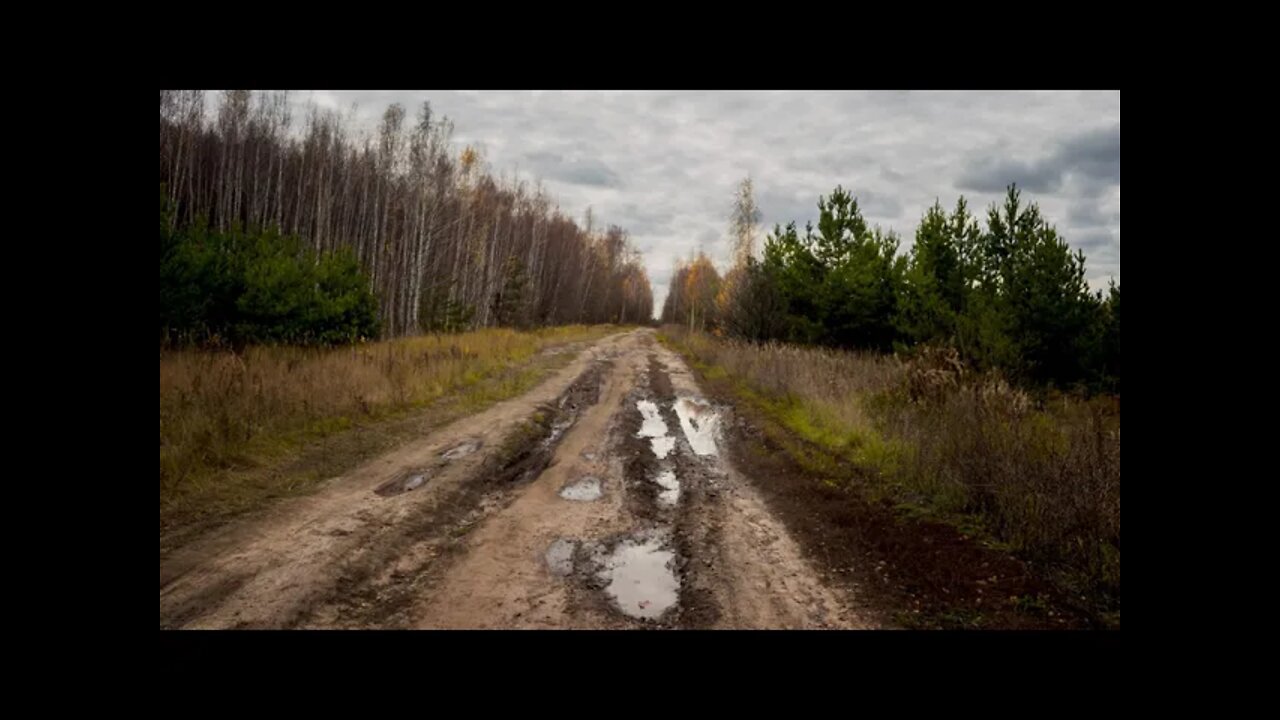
[460,145,478,174]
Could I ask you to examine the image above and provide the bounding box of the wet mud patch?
[297,360,611,628]
[669,468,725,628]
[648,354,675,399]
[620,430,663,521]
[374,471,430,497]
[572,526,683,625]
[616,364,666,522]
[442,439,482,461]
[635,400,675,460]
[652,469,679,506]
[373,436,485,497]
[625,358,692,512]
[483,362,607,486]
[662,417,726,629]
[636,400,667,438]
[546,538,577,576]
[559,476,603,502]
[673,397,722,457]
[575,352,720,627]
[652,353,726,460]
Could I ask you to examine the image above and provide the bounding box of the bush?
[160,190,380,347]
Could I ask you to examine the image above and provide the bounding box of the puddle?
[442,440,482,461]
[544,418,574,448]
[636,401,676,459]
[598,530,680,620]
[674,398,720,456]
[546,538,577,576]
[636,401,668,438]
[375,472,429,497]
[653,469,680,506]
[560,476,603,502]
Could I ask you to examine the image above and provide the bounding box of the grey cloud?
[274,90,1118,316]
[958,123,1120,196]
[522,150,622,188]
[560,162,622,188]
[957,157,1064,194]
[880,165,906,182]
[695,228,721,248]
[855,189,904,222]
[1059,125,1121,184]
[1072,230,1115,251]
[757,187,819,231]
[758,185,901,230]
[614,202,675,234]
[1068,202,1109,228]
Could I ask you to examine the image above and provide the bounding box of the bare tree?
[160,90,655,338]
[730,175,761,268]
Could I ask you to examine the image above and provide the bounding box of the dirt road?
[159,329,877,629]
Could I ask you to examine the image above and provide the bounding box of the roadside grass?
[160,325,624,545]
[658,325,1120,626]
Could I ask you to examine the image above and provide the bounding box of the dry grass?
[879,347,1120,615]
[659,325,1120,624]
[160,325,619,530]
[662,326,901,444]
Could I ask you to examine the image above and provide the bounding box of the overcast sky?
[286,90,1119,316]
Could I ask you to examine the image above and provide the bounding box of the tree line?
[663,178,1120,392]
[160,90,653,346]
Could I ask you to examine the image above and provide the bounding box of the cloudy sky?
[292,90,1119,316]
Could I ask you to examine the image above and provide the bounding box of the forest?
[663,179,1119,393]
[160,90,653,347]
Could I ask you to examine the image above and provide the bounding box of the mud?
[442,440,482,461]
[560,477,603,502]
[545,539,577,576]
[375,472,430,497]
[652,469,679,506]
[159,331,630,630]
[159,330,876,630]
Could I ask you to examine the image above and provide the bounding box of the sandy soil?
[159,329,873,629]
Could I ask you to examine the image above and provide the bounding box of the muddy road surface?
[160,329,878,629]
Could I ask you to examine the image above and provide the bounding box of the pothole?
[487,363,605,485]
[636,400,675,459]
[674,397,720,456]
[595,529,680,620]
[374,472,429,497]
[560,476,603,502]
[544,418,574,448]
[637,400,667,437]
[546,538,577,577]
[650,436,675,459]
[442,439,482,461]
[652,469,680,506]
